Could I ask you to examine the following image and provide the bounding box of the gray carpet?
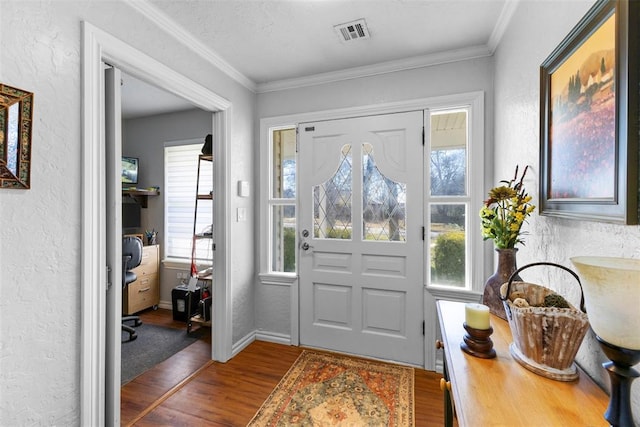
[121,323,203,384]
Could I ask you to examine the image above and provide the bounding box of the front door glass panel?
[362,143,406,241]
[313,144,352,239]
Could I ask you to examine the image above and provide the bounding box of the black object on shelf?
[171,284,201,322]
[198,296,213,322]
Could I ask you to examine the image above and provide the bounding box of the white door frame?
[81,21,233,426]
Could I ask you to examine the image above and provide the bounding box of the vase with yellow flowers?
[480,165,535,319]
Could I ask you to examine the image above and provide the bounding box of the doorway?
[298,111,425,366]
[81,22,232,426]
[118,75,212,385]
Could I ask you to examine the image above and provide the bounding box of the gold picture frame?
[1,83,34,189]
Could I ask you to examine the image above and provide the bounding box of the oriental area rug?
[247,350,414,427]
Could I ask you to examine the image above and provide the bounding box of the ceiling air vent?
[334,19,370,42]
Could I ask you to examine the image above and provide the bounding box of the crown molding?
[257,45,492,93]
[488,0,521,52]
[126,0,257,92]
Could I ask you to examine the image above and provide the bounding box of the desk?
[123,244,160,314]
[436,300,608,426]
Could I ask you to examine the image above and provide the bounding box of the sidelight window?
[428,109,470,288]
[269,127,297,273]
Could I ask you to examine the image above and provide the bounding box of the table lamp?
[571,256,640,427]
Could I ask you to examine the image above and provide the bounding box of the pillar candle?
[465,303,490,330]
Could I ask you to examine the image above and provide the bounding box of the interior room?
[1,0,638,425]
[118,71,216,383]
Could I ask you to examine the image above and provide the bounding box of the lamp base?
[596,336,640,427]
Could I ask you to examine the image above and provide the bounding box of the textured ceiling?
[122,0,513,118]
[148,0,508,84]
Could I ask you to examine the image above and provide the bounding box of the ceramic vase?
[482,247,521,320]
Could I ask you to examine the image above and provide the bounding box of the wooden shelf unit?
[188,313,211,331]
[187,154,214,333]
[436,300,609,427]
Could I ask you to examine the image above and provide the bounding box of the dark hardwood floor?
[121,308,445,426]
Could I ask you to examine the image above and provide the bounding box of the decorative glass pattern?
[362,143,406,241]
[314,145,352,239]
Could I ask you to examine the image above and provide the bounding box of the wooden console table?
[436,300,608,426]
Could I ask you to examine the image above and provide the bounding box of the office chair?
[122,236,143,341]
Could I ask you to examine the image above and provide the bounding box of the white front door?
[298,111,424,366]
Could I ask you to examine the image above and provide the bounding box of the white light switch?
[237,207,247,222]
[238,180,250,197]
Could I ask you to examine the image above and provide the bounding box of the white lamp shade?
[571,256,640,350]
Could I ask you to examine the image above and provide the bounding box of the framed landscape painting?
[539,0,639,224]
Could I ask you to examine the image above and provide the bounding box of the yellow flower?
[480,165,535,249]
[480,206,494,218]
[489,186,517,201]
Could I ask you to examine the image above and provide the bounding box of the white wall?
[255,56,495,339]
[494,0,640,420]
[0,1,256,424]
[123,108,212,304]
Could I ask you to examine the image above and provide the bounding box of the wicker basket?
[500,262,590,381]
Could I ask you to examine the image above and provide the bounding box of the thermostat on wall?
[238,180,249,197]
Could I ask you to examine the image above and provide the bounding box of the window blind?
[164,144,213,262]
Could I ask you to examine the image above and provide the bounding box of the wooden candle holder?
[460,322,496,359]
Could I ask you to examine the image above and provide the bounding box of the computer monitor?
[122,157,139,185]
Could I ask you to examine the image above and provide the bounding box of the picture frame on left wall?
[0,83,34,189]
[539,0,639,225]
